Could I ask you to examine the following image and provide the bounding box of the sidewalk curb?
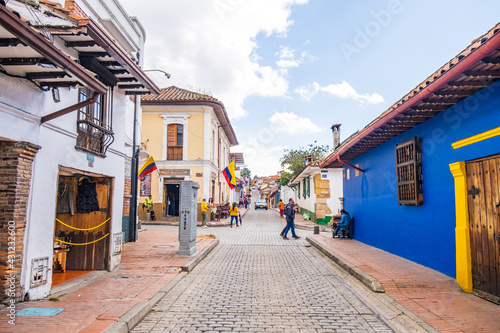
[306,235,385,293]
[104,238,220,333]
[182,238,219,272]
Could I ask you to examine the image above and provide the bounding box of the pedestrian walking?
[229,202,239,227]
[278,199,285,217]
[201,198,209,228]
[280,198,300,239]
[244,197,249,209]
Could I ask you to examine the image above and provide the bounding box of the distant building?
[138,86,238,220]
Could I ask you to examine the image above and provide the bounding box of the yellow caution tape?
[56,218,109,231]
[55,233,109,246]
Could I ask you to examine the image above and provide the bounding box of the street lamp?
[129,70,170,242]
[144,69,171,79]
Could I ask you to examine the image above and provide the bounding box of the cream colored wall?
[141,113,163,160]
[187,113,205,160]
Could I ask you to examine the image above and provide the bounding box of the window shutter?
[167,124,176,146]
[395,137,423,206]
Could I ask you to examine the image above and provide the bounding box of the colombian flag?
[222,161,236,189]
[138,156,157,179]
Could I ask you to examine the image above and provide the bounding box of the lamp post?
[129,69,170,242]
[129,95,140,242]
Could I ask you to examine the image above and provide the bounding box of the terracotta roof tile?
[141,86,219,102]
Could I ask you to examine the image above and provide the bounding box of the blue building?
[321,23,500,302]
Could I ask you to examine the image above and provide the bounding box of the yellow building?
[137,86,238,220]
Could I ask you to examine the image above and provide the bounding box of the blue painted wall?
[343,82,500,277]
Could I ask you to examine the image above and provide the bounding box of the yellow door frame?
[449,125,500,293]
[449,162,473,292]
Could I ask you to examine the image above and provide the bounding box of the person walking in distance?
[201,198,208,228]
[281,198,300,239]
[278,199,285,218]
[229,202,239,228]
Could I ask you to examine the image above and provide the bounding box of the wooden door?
[466,155,500,303]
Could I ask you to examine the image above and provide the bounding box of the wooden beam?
[464,69,500,77]
[447,80,493,87]
[432,90,477,97]
[0,38,26,47]
[481,57,500,65]
[26,71,68,79]
[117,84,144,89]
[78,51,110,58]
[39,81,79,87]
[117,77,138,83]
[65,40,98,47]
[0,57,52,66]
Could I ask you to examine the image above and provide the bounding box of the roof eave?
[0,4,107,94]
[320,24,500,168]
[79,18,160,95]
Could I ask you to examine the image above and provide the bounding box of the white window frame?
[161,114,190,161]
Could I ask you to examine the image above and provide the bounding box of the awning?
[0,1,160,95]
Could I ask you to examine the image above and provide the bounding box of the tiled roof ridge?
[141,85,219,102]
[325,21,500,163]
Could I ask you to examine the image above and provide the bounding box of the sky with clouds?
[120,0,500,177]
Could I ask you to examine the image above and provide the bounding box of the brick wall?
[123,178,131,216]
[0,140,40,304]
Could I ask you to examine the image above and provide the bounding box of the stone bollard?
[314,226,319,234]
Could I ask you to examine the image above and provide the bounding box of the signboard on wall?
[140,173,151,196]
[159,169,191,177]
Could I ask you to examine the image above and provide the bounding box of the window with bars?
[297,182,301,199]
[395,137,423,206]
[167,124,184,160]
[76,87,114,156]
[307,176,311,198]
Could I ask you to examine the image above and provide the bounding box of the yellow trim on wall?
[452,126,500,149]
[449,162,473,293]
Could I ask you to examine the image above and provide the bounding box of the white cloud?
[120,0,309,120]
[236,137,286,176]
[294,81,384,104]
[269,112,322,134]
[275,46,317,72]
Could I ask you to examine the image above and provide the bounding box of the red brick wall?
[0,141,40,304]
[123,178,131,216]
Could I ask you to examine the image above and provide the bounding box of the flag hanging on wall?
[138,156,157,179]
[222,161,236,189]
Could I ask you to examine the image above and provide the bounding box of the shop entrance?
[53,168,112,286]
[164,179,182,217]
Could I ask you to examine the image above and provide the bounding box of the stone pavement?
[305,234,500,333]
[0,229,217,333]
[133,209,398,332]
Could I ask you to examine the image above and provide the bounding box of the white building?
[288,161,343,224]
[0,0,159,302]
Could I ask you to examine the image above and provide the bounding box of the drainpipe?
[337,155,365,173]
[40,92,98,123]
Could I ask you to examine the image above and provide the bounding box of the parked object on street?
[255,199,268,210]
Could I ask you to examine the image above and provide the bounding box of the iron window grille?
[298,182,301,199]
[76,87,114,157]
[395,137,423,206]
[307,176,311,198]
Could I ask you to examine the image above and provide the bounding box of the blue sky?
[120,0,500,176]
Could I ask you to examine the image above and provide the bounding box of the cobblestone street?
[133,209,394,333]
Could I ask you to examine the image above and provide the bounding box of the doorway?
[466,154,500,304]
[164,180,181,217]
[53,170,112,286]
